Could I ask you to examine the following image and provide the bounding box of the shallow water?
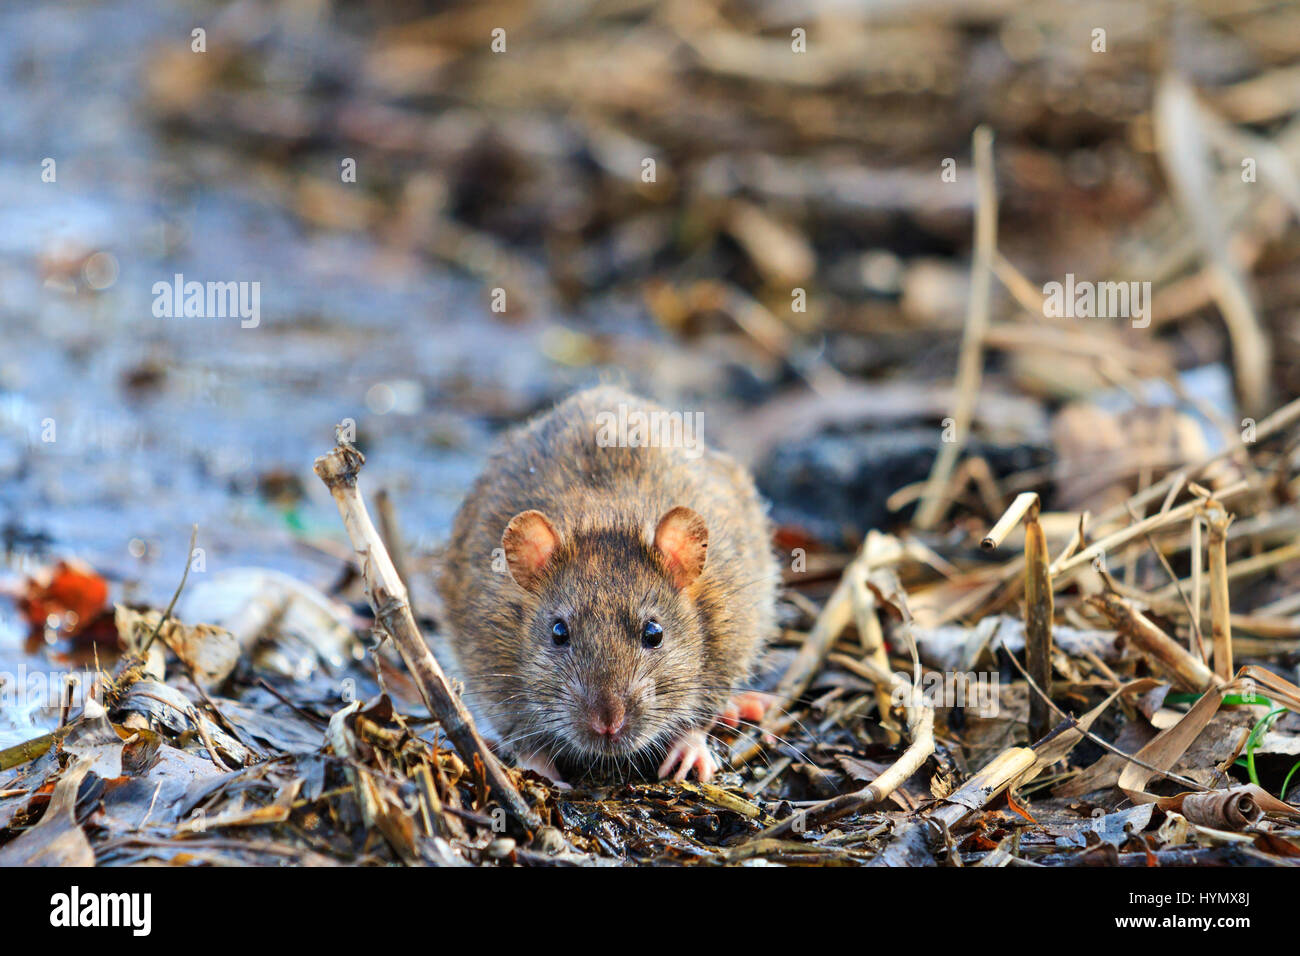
[0,2,597,746]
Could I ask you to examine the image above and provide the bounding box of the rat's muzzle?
[588,691,626,739]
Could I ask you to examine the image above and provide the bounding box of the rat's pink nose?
[590,696,626,738]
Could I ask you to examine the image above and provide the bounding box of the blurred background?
[3,1,1300,688]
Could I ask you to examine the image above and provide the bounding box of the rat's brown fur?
[437,385,778,777]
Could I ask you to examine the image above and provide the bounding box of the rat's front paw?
[516,749,571,789]
[657,728,719,782]
[717,691,775,728]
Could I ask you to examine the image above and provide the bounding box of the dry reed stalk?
[765,532,906,727]
[928,397,1292,625]
[1151,538,1300,603]
[768,571,855,714]
[982,491,1038,551]
[915,125,997,530]
[1023,497,1054,742]
[374,488,414,612]
[848,568,896,735]
[1155,73,1271,416]
[984,492,1054,740]
[1206,504,1235,680]
[1191,514,1204,656]
[1050,479,1251,582]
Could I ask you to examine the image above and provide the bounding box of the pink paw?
[717,691,775,729]
[657,728,719,782]
[517,750,571,789]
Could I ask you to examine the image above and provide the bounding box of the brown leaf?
[19,559,111,641]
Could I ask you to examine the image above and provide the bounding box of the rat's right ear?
[502,510,560,592]
[653,506,708,590]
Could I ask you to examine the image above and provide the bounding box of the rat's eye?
[550,619,570,646]
[641,620,663,648]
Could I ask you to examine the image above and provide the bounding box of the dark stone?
[756,426,1054,546]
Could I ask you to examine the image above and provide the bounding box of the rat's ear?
[502,510,560,592]
[653,506,708,589]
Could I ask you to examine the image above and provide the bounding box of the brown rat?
[437,385,778,783]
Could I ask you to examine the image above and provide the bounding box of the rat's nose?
[590,695,626,738]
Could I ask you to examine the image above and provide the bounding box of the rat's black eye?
[641,620,663,648]
[551,619,570,646]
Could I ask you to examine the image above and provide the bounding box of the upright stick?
[1206,504,1235,681]
[915,126,997,530]
[314,440,541,831]
[1023,497,1053,742]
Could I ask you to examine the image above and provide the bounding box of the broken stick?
[751,653,934,841]
[1090,592,1219,693]
[1205,503,1235,681]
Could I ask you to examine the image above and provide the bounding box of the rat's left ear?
[653,506,708,589]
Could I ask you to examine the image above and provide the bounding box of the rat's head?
[500,506,710,766]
